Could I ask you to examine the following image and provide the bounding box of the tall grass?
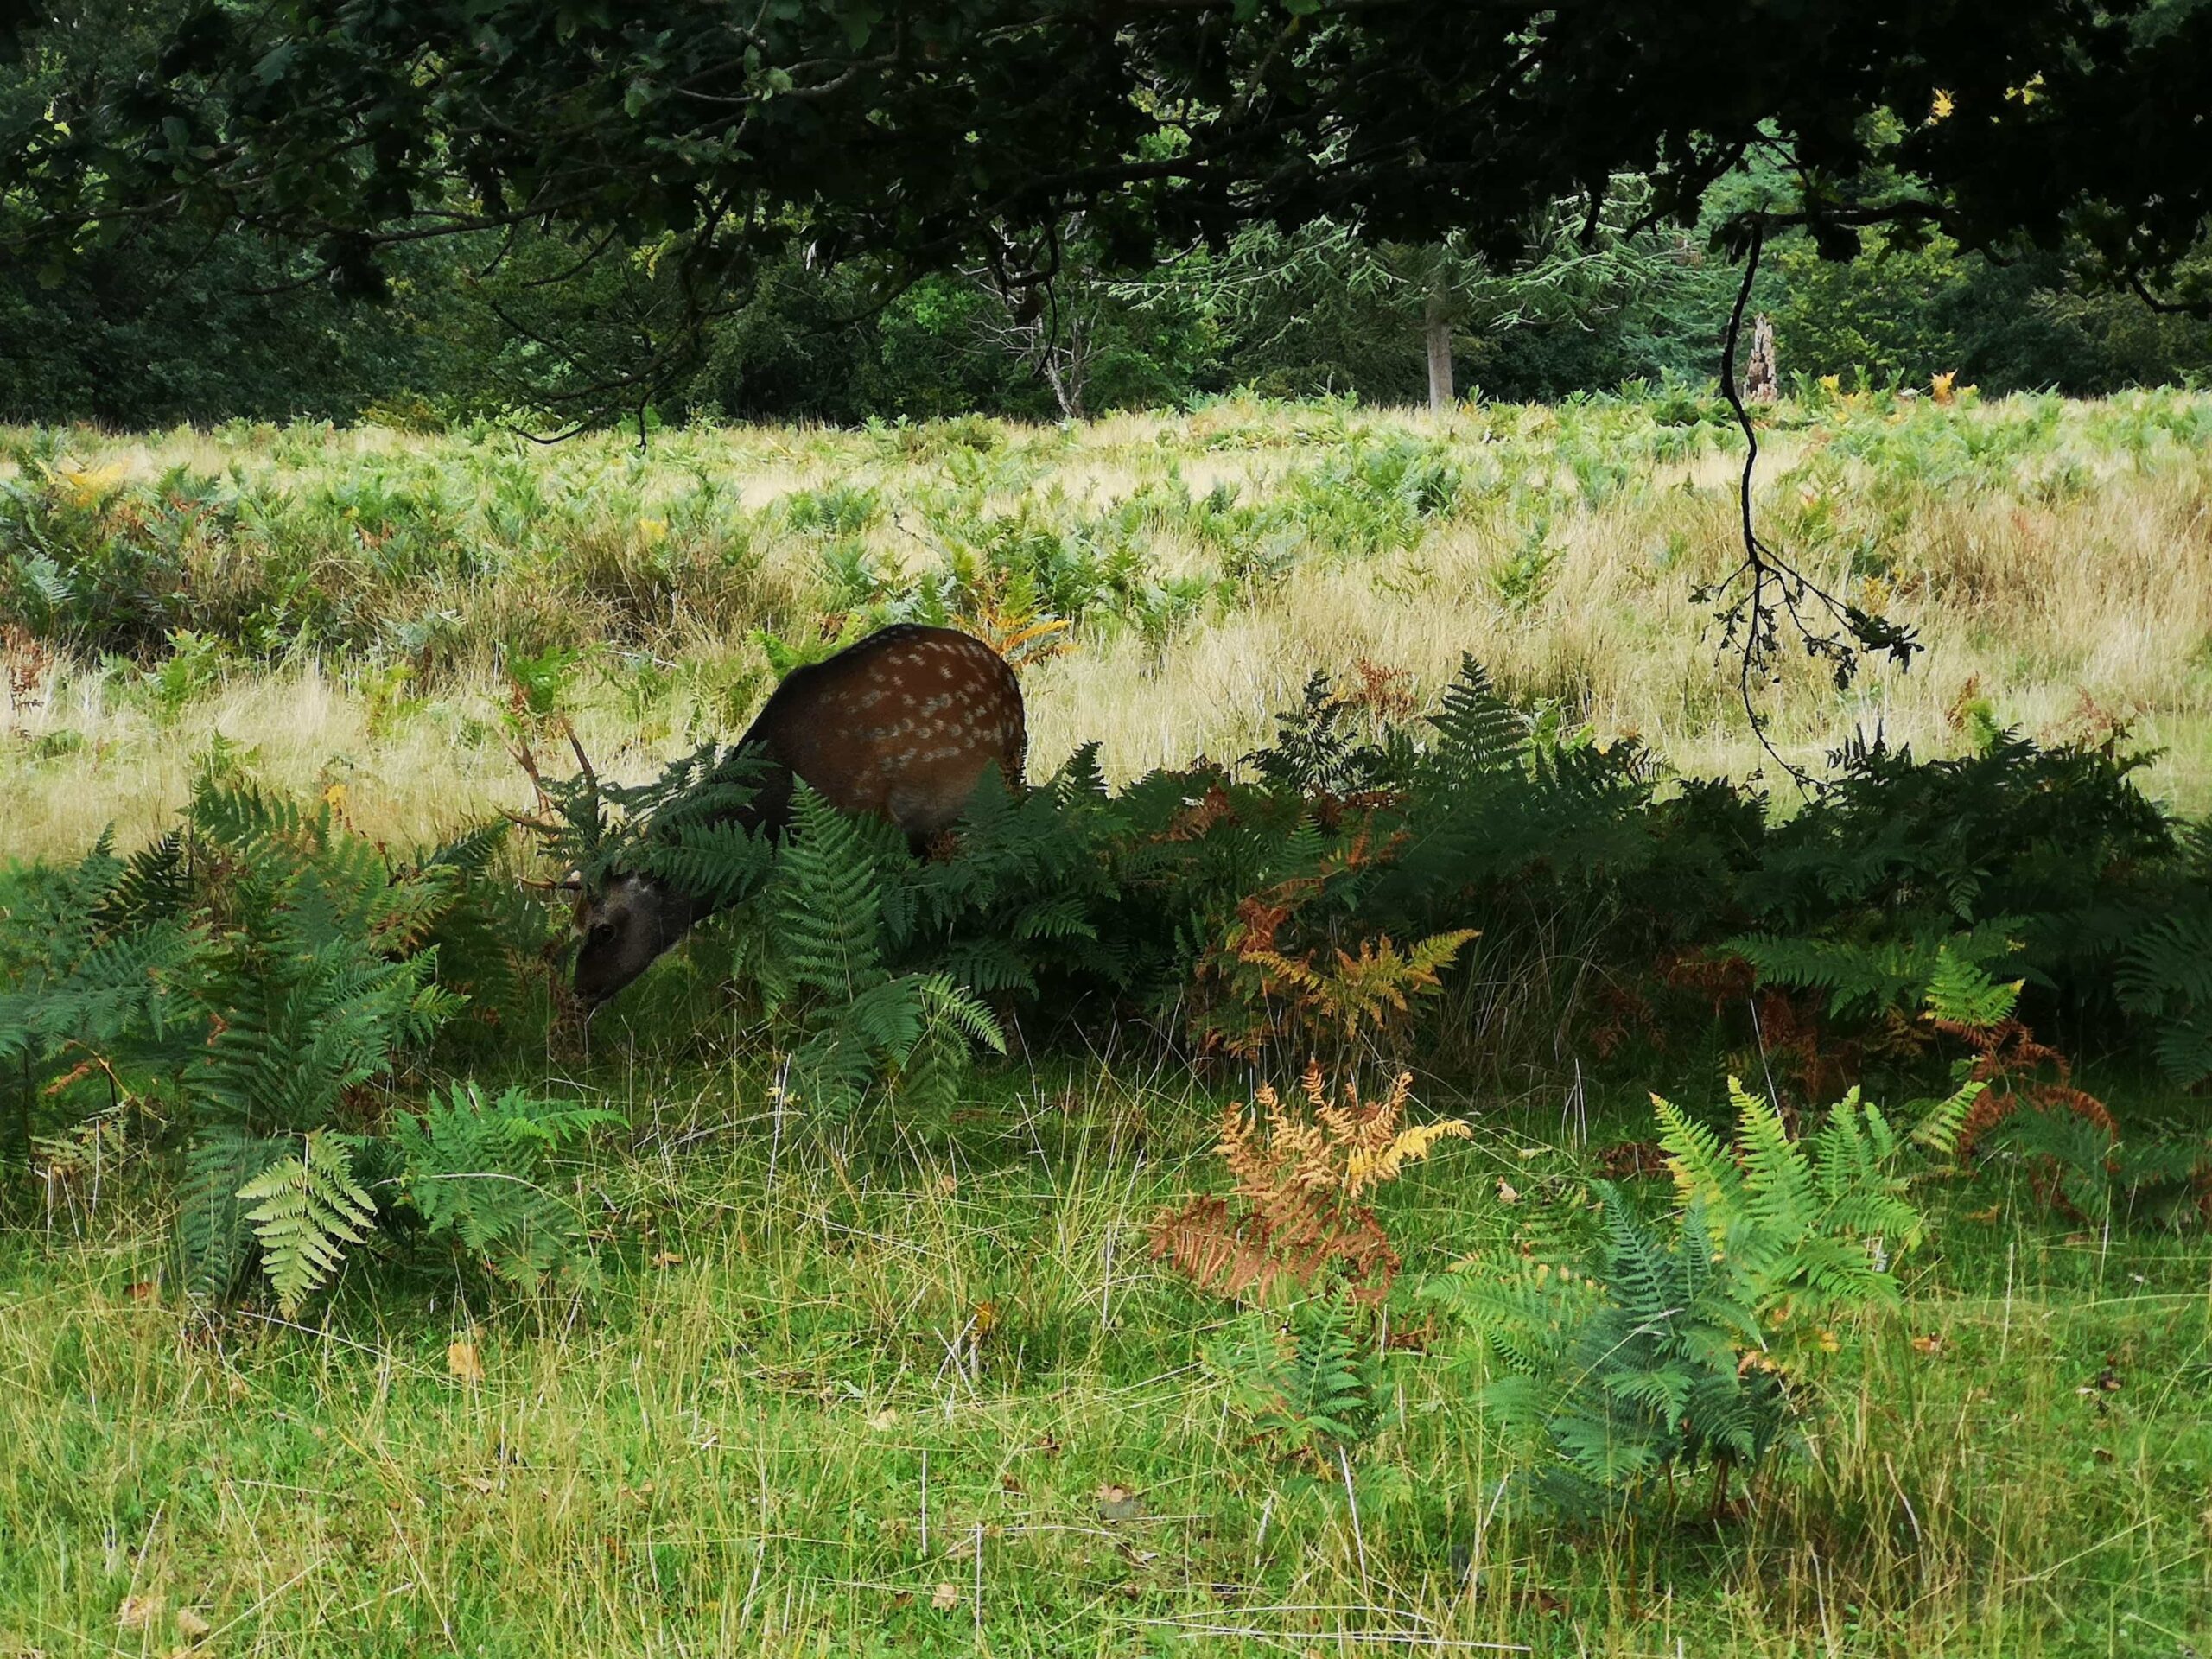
[5,389,2211,857]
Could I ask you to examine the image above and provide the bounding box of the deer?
[566,624,1027,1008]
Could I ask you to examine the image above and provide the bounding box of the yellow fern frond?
[1241,950,1325,995]
[46,457,130,510]
[1406,928,1481,979]
[1315,1069,1415,1159]
[1298,1058,1329,1116]
[1344,1117,1474,1198]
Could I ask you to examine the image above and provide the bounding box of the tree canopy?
[8,0,2207,755]
[8,0,2209,329]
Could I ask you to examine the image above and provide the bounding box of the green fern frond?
[92,832,192,930]
[237,1131,376,1315]
[913,972,1007,1054]
[387,1084,617,1289]
[1654,1094,1742,1215]
[177,1128,290,1302]
[1428,656,1525,777]
[1732,1078,1820,1252]
[1924,946,2023,1030]
[2115,910,2212,1087]
[1910,1072,1987,1157]
[1725,922,2022,1018]
[2150,1022,2212,1092]
[1211,1296,1382,1458]
[1439,1074,1920,1512]
[773,785,888,1001]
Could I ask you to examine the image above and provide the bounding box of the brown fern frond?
[1284,1206,1403,1306]
[1165,782,1241,842]
[1315,1068,1413,1160]
[1147,1197,1294,1301]
[1346,658,1419,721]
[1662,950,1758,1014]
[1954,1084,2018,1153]
[1217,1100,1270,1192]
[1282,1120,1336,1194]
[1151,1066,1465,1306]
[2029,1083,2118,1139]
[1943,1000,2114,1160]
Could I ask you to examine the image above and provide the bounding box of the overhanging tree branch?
[1702,217,1920,785]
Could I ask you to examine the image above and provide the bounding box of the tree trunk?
[1040,319,1087,421]
[1424,286,1453,413]
[1743,314,1779,404]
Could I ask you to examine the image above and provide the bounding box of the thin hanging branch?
[1700,215,1920,785]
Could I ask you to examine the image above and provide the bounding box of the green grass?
[6,1061,2209,1657]
[8,391,2212,1653]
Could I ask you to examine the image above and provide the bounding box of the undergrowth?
[10,650,2210,1322]
[3,652,2209,1653]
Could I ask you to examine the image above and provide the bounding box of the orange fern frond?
[1149,1065,1467,1305]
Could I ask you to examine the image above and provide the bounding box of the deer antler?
[505,728,556,816]
[563,718,600,796]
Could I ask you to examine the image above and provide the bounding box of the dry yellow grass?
[4,391,2209,859]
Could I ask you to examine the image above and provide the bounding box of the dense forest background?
[9,188,2212,431]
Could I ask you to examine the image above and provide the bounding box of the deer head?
[511,725,690,1008]
[569,873,700,1008]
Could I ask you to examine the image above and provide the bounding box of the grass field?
[4,393,2212,1657]
[7,1066,2209,1658]
[4,388,2211,857]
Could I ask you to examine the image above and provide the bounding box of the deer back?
[744,624,1026,837]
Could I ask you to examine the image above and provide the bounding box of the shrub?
[1432,1077,1941,1516]
[525,655,2212,1103]
[0,770,584,1311]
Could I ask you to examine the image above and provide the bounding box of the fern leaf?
[1427,656,1525,777]
[1654,1093,1743,1215]
[1731,1078,1820,1255]
[772,785,888,1000]
[912,972,1007,1055]
[1910,1073,1987,1157]
[177,1128,289,1302]
[388,1084,613,1289]
[1924,946,2022,1031]
[238,1130,376,1315]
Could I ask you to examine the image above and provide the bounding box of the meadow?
[4,386,2211,855]
[3,391,2211,1659]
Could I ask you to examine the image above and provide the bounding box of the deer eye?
[588,919,617,944]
